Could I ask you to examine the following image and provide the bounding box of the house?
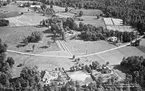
[42,71,58,85]
[107,37,117,42]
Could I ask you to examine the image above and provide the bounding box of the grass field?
[65,39,145,65]
[6,13,47,26]
[8,52,73,78]
[70,9,103,16]
[76,16,106,28]
[0,3,30,18]
[0,27,59,54]
[137,39,145,53]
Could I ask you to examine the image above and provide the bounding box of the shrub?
[79,24,104,41]
[63,18,78,30]
[0,19,9,27]
[79,11,83,17]
[65,7,68,12]
[24,31,43,43]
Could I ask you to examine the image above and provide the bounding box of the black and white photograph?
[0,0,145,91]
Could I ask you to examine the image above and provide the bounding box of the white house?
[42,71,58,85]
[107,37,117,42]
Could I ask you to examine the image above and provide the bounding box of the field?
[1,3,145,79]
[6,13,47,26]
[70,9,103,16]
[65,39,145,65]
[0,27,59,53]
[0,3,30,18]
[9,52,73,78]
[75,16,106,28]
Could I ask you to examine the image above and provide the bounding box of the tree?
[79,11,83,17]
[50,1,53,8]
[85,65,92,73]
[6,57,15,68]
[65,6,68,12]
[40,3,47,16]
[92,61,100,70]
[0,39,15,90]
[75,81,81,91]
[19,66,41,90]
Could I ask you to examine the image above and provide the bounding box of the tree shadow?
[59,11,66,13]
[113,65,129,73]
[25,50,32,52]
[16,44,26,48]
[35,25,44,28]
[46,34,54,38]
[40,46,49,49]
[43,29,52,33]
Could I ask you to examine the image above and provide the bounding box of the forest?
[82,0,145,34]
[120,56,145,88]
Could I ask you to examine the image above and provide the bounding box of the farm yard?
[0,1,144,73]
[0,1,144,71]
[0,1,145,91]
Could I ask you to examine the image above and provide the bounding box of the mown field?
[65,39,145,65]
[0,27,60,53]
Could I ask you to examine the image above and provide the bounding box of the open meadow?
[0,27,60,53]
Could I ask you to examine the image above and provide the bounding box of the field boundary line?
[7,50,72,58]
[61,40,73,56]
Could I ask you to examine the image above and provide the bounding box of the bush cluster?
[78,22,137,42]
[78,24,105,41]
[0,38,15,91]
[23,31,43,45]
[0,19,9,27]
[120,56,145,87]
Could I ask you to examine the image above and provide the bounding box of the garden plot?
[112,18,123,25]
[104,18,123,26]
[103,18,114,25]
